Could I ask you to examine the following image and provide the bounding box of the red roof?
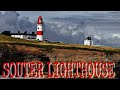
[39,16,42,19]
[38,16,43,24]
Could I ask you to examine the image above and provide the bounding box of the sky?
[1,11,120,21]
[17,11,120,21]
[0,11,120,47]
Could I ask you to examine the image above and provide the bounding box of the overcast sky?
[1,11,120,22]
[0,11,120,47]
[17,11,120,21]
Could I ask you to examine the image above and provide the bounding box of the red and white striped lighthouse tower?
[36,16,43,41]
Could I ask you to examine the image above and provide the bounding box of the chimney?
[32,32,35,35]
[18,31,20,34]
[24,31,27,34]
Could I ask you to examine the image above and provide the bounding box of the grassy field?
[0,35,120,78]
[0,35,120,54]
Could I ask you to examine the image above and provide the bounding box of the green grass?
[0,35,120,54]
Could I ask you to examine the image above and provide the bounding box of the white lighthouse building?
[36,16,43,41]
[84,37,93,46]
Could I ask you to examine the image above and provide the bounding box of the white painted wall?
[11,35,36,40]
[84,40,93,46]
[11,35,24,39]
[36,35,43,41]
[37,24,42,31]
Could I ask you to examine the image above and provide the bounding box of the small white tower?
[36,16,43,41]
[84,37,93,46]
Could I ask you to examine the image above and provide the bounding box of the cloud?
[0,11,36,33]
[0,11,120,47]
[17,11,120,21]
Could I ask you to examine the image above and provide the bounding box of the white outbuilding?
[1,31,36,40]
[84,37,93,46]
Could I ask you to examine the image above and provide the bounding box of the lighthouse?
[36,16,43,41]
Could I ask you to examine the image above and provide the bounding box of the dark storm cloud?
[0,11,36,33]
